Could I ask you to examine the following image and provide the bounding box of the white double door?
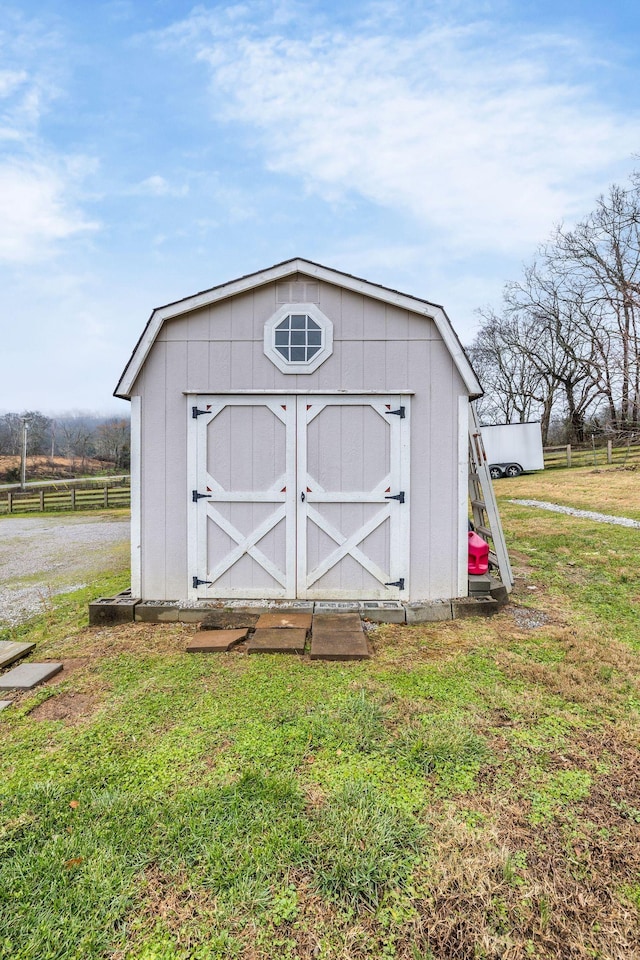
[189,394,409,600]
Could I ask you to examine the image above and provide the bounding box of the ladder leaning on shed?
[468,402,514,593]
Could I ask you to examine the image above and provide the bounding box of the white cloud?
[0,69,28,98]
[0,159,98,262]
[0,15,98,263]
[134,174,188,197]
[160,5,640,255]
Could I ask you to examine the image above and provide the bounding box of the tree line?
[468,171,640,444]
[0,411,130,479]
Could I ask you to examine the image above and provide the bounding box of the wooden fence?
[544,441,640,470]
[0,477,131,515]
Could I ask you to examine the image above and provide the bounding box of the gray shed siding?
[131,276,467,601]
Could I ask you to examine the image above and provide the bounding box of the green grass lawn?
[1,475,639,960]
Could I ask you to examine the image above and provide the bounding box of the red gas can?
[468,530,489,575]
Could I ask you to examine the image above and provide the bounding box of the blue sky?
[1,0,639,413]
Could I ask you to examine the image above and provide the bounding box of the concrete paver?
[312,613,362,633]
[198,611,260,631]
[310,614,370,660]
[186,629,248,652]
[0,641,35,670]
[255,612,312,630]
[247,628,307,654]
[0,662,63,690]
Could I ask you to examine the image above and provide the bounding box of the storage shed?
[114,258,483,604]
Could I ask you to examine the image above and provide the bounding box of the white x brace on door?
[188,394,410,600]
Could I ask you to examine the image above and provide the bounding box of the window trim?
[263,303,333,374]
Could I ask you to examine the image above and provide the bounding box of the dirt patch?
[402,724,640,960]
[29,691,98,722]
[83,622,197,659]
[111,866,219,960]
[413,809,639,959]
[45,658,89,683]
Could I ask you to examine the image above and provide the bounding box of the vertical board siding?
[340,341,365,391]
[187,340,209,393]
[186,306,210,341]
[383,340,411,387]
[339,289,365,340]
[163,341,189,598]
[209,300,232,341]
[318,281,342,325]
[428,341,461,597]
[252,284,277,335]
[138,341,167,598]
[363,298,386,339]
[130,396,142,596]
[229,290,256,340]
[209,341,231,389]
[138,276,469,601]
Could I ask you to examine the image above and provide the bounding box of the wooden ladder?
[468,402,514,592]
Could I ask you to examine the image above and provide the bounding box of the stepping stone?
[0,662,63,690]
[247,628,307,654]
[255,612,312,630]
[0,701,12,712]
[186,630,248,652]
[313,613,363,632]
[310,615,370,661]
[198,611,260,631]
[0,641,36,670]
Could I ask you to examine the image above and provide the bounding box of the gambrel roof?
[114,257,482,399]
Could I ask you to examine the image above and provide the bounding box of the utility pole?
[20,416,32,490]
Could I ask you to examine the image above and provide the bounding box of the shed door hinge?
[385,406,405,419]
[192,405,210,418]
[192,489,212,502]
[192,576,213,589]
[385,578,405,590]
[385,491,405,503]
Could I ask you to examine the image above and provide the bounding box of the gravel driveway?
[0,514,130,626]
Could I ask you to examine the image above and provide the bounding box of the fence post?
[71,488,76,511]
[40,490,44,511]
[8,492,12,513]
[104,484,109,508]
[607,440,612,464]
[566,444,572,468]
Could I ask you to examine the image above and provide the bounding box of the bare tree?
[60,419,95,472]
[468,310,555,440]
[0,411,53,456]
[95,419,130,469]
[502,262,602,441]
[468,174,640,441]
[552,183,640,428]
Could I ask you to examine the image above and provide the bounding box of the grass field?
[0,465,639,959]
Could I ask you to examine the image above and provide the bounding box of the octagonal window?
[264,303,333,374]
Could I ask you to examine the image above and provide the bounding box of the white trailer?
[480,421,544,478]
